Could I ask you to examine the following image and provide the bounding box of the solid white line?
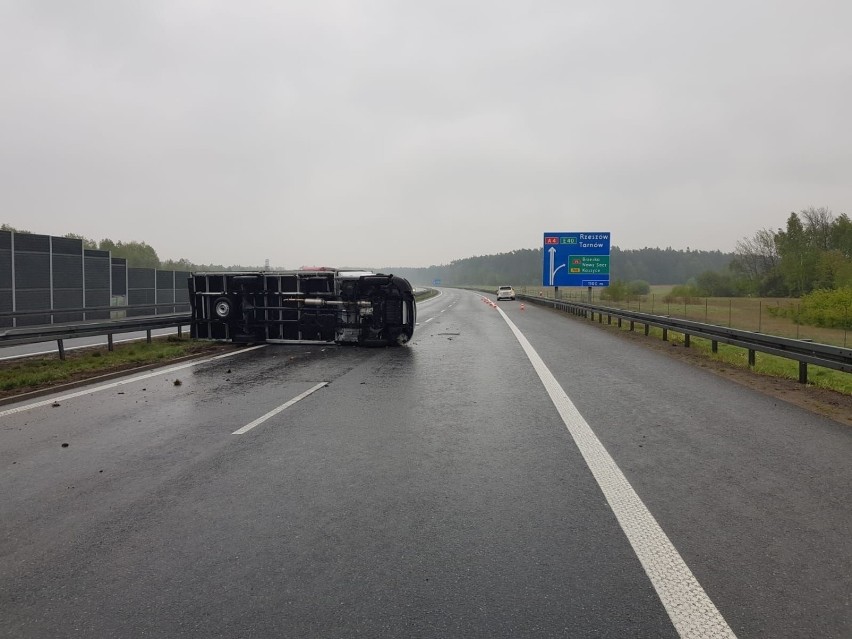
[496,307,736,639]
[0,345,267,418]
[232,382,328,435]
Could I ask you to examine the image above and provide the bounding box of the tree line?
[0,223,736,286]
[387,247,733,288]
[729,207,852,297]
[6,206,850,299]
[387,208,851,299]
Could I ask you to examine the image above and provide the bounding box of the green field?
[518,286,851,348]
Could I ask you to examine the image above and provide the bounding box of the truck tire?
[213,296,232,320]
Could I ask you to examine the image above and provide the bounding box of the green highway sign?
[569,256,610,274]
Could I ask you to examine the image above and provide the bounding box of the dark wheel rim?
[214,299,231,319]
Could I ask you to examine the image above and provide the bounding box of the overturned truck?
[189,270,416,346]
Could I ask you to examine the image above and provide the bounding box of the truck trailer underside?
[189,271,416,346]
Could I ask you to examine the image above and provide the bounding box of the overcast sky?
[1,1,850,268]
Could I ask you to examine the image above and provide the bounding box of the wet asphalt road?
[1,289,850,638]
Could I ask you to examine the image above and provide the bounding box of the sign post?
[542,232,611,290]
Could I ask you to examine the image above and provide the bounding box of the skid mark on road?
[497,307,736,639]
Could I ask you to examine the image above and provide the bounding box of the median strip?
[0,346,267,418]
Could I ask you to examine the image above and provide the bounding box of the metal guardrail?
[0,313,191,359]
[6,289,851,382]
[520,294,852,384]
[0,302,190,321]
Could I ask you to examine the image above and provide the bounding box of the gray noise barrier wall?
[51,236,85,323]
[174,271,190,309]
[111,258,127,297]
[128,268,156,317]
[155,269,191,314]
[0,231,12,328]
[14,233,52,327]
[156,269,174,314]
[84,249,111,320]
[1,231,195,328]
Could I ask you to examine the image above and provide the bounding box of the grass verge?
[415,288,440,301]
[567,313,852,425]
[639,327,852,394]
[0,336,230,398]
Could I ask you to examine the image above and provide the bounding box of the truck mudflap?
[189,270,416,346]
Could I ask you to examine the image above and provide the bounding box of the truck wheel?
[213,296,232,319]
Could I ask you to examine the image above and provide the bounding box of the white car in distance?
[496,285,516,301]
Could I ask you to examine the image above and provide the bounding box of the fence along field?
[510,285,852,397]
[520,286,851,349]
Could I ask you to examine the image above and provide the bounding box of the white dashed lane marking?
[232,382,328,435]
